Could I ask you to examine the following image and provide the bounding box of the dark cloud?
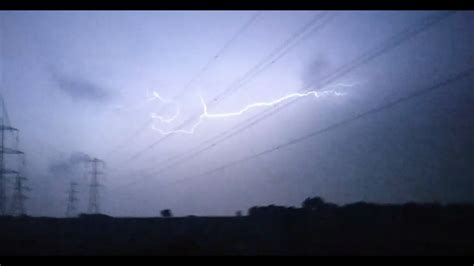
[51,71,111,102]
[49,151,91,177]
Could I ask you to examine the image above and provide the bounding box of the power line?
[210,10,458,143]
[106,11,262,161]
[104,118,153,158]
[126,11,335,162]
[128,11,453,166]
[208,11,334,105]
[128,11,456,182]
[159,66,474,188]
[172,11,262,101]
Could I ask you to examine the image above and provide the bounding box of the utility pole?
[87,158,105,214]
[66,182,79,217]
[0,96,24,215]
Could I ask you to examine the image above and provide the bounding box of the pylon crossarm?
[0,125,19,131]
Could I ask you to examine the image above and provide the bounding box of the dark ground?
[0,203,473,256]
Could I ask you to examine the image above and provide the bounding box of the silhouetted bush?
[302,196,338,216]
[302,196,325,210]
[161,209,173,218]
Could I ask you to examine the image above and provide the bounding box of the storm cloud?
[49,151,91,177]
[51,71,111,103]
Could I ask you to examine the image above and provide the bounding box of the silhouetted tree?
[302,196,326,211]
[235,211,242,217]
[248,206,258,216]
[161,209,172,218]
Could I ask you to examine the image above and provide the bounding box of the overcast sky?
[0,11,473,217]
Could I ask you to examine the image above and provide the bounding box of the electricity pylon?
[0,97,24,215]
[9,173,29,216]
[87,158,105,214]
[66,182,79,217]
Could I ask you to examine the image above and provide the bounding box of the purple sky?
[0,11,473,217]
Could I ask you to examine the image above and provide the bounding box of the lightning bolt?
[147,91,181,124]
[149,83,352,136]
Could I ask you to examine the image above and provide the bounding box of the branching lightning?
[149,83,352,136]
[147,91,181,124]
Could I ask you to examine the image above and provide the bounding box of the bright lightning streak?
[150,83,351,136]
[111,89,179,113]
[204,90,346,119]
[148,91,181,124]
[150,109,181,124]
[147,91,175,104]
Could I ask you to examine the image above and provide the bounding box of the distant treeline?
[0,196,473,255]
[247,196,474,221]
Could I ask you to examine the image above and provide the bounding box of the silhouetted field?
[0,200,473,255]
